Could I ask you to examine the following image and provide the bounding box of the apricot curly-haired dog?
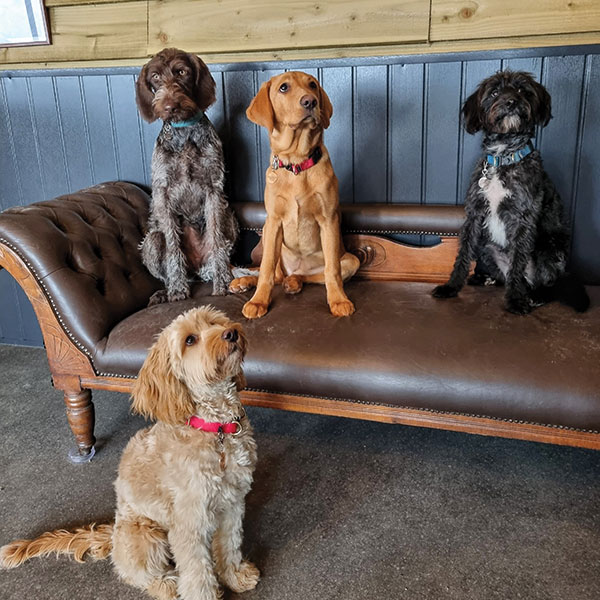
[229,71,360,318]
[0,307,259,600]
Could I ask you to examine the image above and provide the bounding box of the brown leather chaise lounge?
[1,181,599,462]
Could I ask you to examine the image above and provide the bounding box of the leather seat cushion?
[93,280,600,431]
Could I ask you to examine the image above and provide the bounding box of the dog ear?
[462,89,483,134]
[319,85,333,129]
[189,54,216,111]
[532,80,552,127]
[246,80,275,132]
[135,62,157,123]
[131,335,196,425]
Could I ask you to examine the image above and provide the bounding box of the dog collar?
[186,415,243,436]
[272,146,322,175]
[485,140,534,167]
[169,111,205,128]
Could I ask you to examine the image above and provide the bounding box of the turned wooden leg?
[63,389,96,463]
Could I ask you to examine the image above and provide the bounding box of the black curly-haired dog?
[136,48,238,305]
[432,70,589,314]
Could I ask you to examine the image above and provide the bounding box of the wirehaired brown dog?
[0,307,259,600]
[229,71,360,318]
[136,48,238,305]
[432,70,589,314]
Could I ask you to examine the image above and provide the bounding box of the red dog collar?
[186,416,242,435]
[272,146,323,175]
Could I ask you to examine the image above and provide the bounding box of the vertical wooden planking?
[353,65,388,203]
[501,57,542,79]
[207,69,226,138]
[423,61,462,205]
[223,70,261,202]
[458,59,502,203]
[389,63,424,204]
[0,78,23,210]
[321,66,353,204]
[539,55,585,223]
[28,77,69,200]
[81,75,121,185]
[2,77,44,204]
[107,74,145,186]
[55,76,94,193]
[571,54,600,284]
[139,118,161,188]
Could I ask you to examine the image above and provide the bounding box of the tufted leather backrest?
[0,182,160,360]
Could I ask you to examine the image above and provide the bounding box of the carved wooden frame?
[2,234,600,457]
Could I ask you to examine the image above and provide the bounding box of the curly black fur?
[432,70,589,314]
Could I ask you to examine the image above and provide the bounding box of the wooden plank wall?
[0,0,599,68]
[1,48,599,345]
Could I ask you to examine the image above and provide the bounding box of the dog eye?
[185,334,197,346]
[151,73,160,81]
[279,83,289,93]
[309,81,317,89]
[178,69,187,76]
[491,89,499,98]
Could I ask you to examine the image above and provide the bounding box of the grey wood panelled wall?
[1,46,599,346]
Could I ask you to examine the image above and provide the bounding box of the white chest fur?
[482,174,510,247]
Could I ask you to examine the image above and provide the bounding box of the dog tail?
[534,273,590,312]
[0,523,113,569]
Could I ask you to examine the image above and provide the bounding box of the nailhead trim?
[240,227,459,236]
[243,387,600,435]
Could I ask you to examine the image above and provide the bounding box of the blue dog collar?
[486,140,534,167]
[169,111,205,128]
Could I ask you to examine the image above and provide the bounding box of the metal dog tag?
[478,176,490,190]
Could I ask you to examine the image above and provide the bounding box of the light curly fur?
[0,307,259,600]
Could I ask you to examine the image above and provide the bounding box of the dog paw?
[242,301,269,319]
[222,560,260,593]
[229,276,258,294]
[148,289,169,306]
[505,296,532,315]
[329,299,355,317]
[168,290,190,303]
[432,284,459,299]
[146,575,178,600]
[283,275,303,295]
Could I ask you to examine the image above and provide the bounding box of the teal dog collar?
[486,140,534,167]
[169,111,205,128]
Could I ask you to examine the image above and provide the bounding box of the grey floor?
[0,344,599,600]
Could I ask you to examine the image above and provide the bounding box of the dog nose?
[506,98,516,108]
[164,102,177,114]
[300,95,318,110]
[222,328,238,342]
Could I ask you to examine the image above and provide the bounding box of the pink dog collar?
[272,146,323,175]
[186,416,242,435]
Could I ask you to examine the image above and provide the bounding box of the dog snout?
[221,328,238,343]
[300,94,318,110]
